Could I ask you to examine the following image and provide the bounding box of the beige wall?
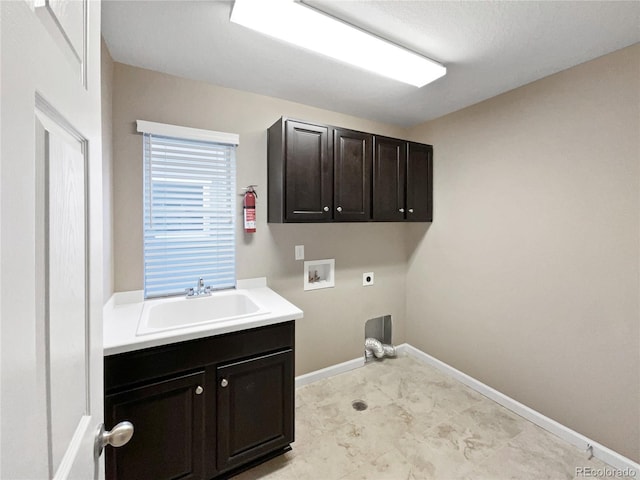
[406,44,640,461]
[101,39,114,302]
[112,63,410,375]
[109,46,639,461]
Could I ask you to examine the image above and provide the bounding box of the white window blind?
[142,132,237,298]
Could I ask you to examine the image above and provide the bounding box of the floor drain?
[352,400,368,411]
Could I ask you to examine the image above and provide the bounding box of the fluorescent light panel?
[230,0,446,87]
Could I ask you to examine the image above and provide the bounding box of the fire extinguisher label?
[243,187,257,233]
[244,208,256,230]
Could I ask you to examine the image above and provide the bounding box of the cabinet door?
[216,349,294,473]
[373,136,407,221]
[406,142,433,222]
[333,128,372,221]
[285,121,332,222]
[105,371,205,480]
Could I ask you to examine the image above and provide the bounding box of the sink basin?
[137,290,269,335]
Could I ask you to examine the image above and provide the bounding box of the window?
[137,120,239,298]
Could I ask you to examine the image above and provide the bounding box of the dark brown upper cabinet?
[373,138,433,222]
[406,142,433,221]
[268,117,432,223]
[268,118,332,222]
[372,136,407,221]
[333,128,372,222]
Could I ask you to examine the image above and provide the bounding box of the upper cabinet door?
[406,142,433,222]
[333,128,372,222]
[373,136,407,221]
[284,120,332,222]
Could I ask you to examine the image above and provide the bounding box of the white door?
[1,1,107,478]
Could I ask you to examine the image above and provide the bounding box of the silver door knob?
[336,206,343,212]
[408,208,414,213]
[323,206,329,212]
[195,386,204,395]
[95,421,134,457]
[220,378,229,387]
[399,208,405,213]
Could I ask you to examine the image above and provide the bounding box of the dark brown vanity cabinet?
[372,138,433,222]
[104,322,295,480]
[268,117,432,223]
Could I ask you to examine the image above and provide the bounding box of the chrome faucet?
[186,276,212,298]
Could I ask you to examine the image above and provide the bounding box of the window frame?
[137,120,240,299]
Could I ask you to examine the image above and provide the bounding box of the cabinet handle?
[195,386,203,395]
[399,208,405,213]
[323,206,329,212]
[336,206,343,212]
[408,208,414,213]
[220,379,229,388]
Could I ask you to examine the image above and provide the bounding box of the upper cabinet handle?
[336,206,343,212]
[399,208,405,213]
[408,208,414,213]
[323,206,329,212]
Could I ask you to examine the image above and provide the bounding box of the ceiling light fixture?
[230,0,446,87]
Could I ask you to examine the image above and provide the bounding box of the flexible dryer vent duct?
[364,337,396,359]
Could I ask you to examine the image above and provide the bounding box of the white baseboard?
[295,356,364,389]
[294,344,639,475]
[396,343,640,476]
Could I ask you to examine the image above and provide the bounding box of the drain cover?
[352,400,368,411]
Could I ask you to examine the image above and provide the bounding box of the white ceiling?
[102,0,640,128]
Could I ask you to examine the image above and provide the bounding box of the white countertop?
[103,278,303,356]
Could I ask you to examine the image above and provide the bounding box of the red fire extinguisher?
[243,186,257,233]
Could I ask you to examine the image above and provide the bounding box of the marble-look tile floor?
[233,355,620,480]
